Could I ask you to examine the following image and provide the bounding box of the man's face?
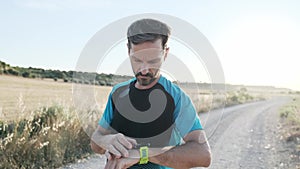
[128,39,167,86]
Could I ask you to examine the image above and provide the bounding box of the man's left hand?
[104,150,139,169]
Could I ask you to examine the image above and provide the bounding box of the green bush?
[226,88,256,106]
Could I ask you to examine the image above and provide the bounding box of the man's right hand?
[91,126,137,159]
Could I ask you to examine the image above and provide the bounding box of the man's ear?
[127,43,130,56]
[164,47,170,61]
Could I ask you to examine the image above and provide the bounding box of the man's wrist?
[128,149,140,158]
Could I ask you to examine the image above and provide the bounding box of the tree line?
[0,60,132,86]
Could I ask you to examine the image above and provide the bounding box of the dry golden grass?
[280,96,300,127]
[0,75,111,121]
[278,96,300,162]
[0,75,113,168]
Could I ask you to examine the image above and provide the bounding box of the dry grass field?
[0,75,111,121]
[0,75,112,168]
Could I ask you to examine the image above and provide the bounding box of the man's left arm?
[148,129,211,168]
[105,129,211,169]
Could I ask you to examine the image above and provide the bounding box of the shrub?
[22,72,30,78]
[225,88,256,106]
[0,105,93,168]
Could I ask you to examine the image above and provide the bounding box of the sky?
[1,0,300,91]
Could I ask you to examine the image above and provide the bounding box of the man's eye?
[134,59,142,63]
[148,60,159,64]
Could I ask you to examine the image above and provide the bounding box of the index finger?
[117,135,136,149]
[125,136,137,147]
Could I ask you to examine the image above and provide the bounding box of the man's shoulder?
[111,78,135,94]
[158,76,183,94]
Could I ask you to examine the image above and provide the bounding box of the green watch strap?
[139,146,149,164]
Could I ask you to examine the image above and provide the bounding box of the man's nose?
[140,63,149,75]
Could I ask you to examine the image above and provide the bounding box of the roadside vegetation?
[279,96,300,162]
[188,87,265,113]
[0,105,96,169]
[0,75,105,168]
[225,87,263,106]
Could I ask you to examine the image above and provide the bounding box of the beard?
[135,70,158,86]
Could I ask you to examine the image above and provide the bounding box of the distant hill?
[178,81,295,94]
[0,60,297,94]
[0,60,133,86]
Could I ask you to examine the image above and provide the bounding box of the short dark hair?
[127,18,171,49]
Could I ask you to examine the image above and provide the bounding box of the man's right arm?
[90,125,111,154]
[90,125,137,158]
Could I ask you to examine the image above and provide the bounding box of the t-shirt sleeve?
[98,93,114,129]
[174,91,203,138]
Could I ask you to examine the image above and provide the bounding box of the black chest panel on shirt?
[110,81,175,147]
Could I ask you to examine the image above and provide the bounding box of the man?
[91,18,211,169]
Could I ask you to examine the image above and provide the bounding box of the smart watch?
[134,143,150,165]
[139,146,149,164]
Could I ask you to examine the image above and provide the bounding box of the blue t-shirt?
[99,75,203,169]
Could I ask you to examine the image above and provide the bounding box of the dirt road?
[203,97,293,169]
[63,97,294,169]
